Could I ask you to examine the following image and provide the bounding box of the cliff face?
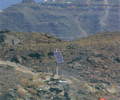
[0,0,119,40]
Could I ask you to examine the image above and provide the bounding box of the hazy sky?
[0,0,43,10]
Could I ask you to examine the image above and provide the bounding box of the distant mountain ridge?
[0,0,119,40]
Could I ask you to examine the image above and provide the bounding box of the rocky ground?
[0,30,120,99]
[0,60,119,100]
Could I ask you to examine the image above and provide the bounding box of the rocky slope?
[0,0,119,40]
[0,30,120,99]
[0,60,119,100]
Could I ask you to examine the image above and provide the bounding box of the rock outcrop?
[22,0,35,3]
[0,34,20,46]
